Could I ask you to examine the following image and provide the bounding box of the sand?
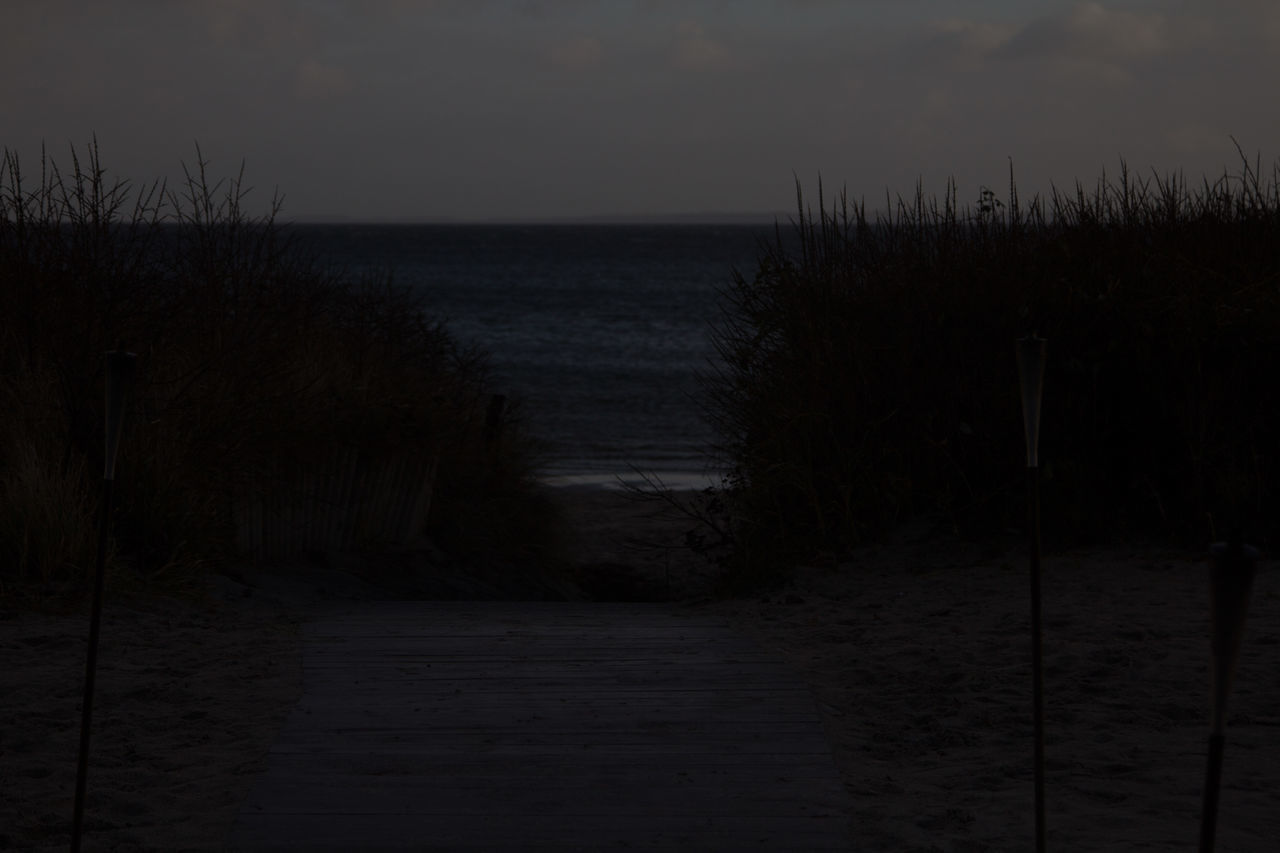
[704,530,1280,851]
[3,486,1277,851]
[0,593,303,852]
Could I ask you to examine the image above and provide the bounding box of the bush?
[704,149,1280,579]
[0,141,559,600]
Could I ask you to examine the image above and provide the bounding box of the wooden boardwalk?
[226,602,852,851]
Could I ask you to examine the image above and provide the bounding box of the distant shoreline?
[538,470,722,492]
[285,213,790,226]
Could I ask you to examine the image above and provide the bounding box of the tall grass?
[703,148,1280,581]
[0,141,560,602]
[0,350,101,598]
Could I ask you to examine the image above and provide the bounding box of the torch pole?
[1199,538,1258,853]
[71,478,113,853]
[71,350,136,853]
[1199,733,1225,853]
[1017,334,1048,853]
[1028,462,1045,853]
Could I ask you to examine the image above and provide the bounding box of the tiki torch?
[1199,538,1259,853]
[1016,333,1047,853]
[71,350,137,853]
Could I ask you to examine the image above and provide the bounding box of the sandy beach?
[0,593,303,852]
[2,486,1277,851]
[705,530,1280,851]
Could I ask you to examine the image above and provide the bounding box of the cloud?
[518,0,597,16]
[914,3,1176,90]
[1066,1,1169,57]
[924,18,1018,70]
[546,36,605,71]
[671,20,732,72]
[1207,0,1280,41]
[1168,124,1234,157]
[996,2,1170,63]
[5,0,1278,221]
[295,60,354,99]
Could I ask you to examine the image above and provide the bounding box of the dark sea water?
[291,224,777,487]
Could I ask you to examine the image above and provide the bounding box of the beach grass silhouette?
[0,141,562,604]
[699,146,1280,584]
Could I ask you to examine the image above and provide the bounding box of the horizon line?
[282,211,793,226]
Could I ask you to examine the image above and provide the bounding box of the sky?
[3,0,1278,222]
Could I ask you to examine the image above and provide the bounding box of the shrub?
[704,150,1280,579]
[0,141,559,600]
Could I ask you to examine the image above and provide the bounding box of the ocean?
[291,224,779,488]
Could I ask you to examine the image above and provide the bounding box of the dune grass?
[700,148,1280,584]
[0,141,563,605]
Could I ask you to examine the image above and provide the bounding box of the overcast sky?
[3,0,1277,222]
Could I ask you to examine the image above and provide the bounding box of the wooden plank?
[305,618,749,629]
[288,685,815,701]
[301,657,787,669]
[287,706,823,724]
[304,654,774,665]
[299,666,804,677]
[276,695,828,721]
[292,684,814,699]
[238,788,850,815]
[310,615,742,625]
[268,730,828,749]
[229,814,852,852]
[298,663,803,678]
[300,655,797,668]
[300,650,793,666]
[279,693,827,713]
[281,689,822,716]
[304,616,743,628]
[301,636,756,648]
[302,630,748,642]
[265,744,836,758]
[237,775,850,814]
[294,678,813,694]
[300,638,768,651]
[301,601,700,615]
[248,754,845,780]
[228,602,852,851]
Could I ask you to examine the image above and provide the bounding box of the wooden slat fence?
[233,446,438,561]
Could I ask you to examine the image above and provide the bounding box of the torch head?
[1016,334,1047,468]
